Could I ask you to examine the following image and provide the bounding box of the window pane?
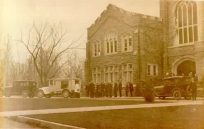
[188,4,193,25]
[178,7,182,27]
[147,65,151,75]
[184,28,188,43]
[129,38,132,46]
[98,43,101,55]
[153,65,157,75]
[183,5,187,26]
[114,40,117,52]
[95,44,97,56]
[124,39,127,51]
[111,40,113,53]
[179,29,183,44]
[194,26,198,41]
[107,41,109,53]
[189,26,193,42]
[193,3,197,24]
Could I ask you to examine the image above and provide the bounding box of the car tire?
[62,90,69,98]
[37,90,44,98]
[172,89,181,100]
[22,90,29,98]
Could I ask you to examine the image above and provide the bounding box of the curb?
[10,116,86,129]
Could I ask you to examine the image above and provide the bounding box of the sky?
[0,0,160,62]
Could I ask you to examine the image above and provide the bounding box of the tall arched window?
[104,33,118,54]
[176,1,198,44]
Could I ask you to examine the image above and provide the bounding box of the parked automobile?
[37,78,81,98]
[154,76,192,100]
[3,80,37,98]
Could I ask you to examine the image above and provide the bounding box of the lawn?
[0,98,159,111]
[28,105,204,129]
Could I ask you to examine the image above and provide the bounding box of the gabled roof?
[88,4,161,38]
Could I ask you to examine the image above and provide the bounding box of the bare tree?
[63,52,84,79]
[140,18,176,79]
[18,23,81,85]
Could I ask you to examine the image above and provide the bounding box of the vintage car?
[154,76,192,100]
[3,80,37,98]
[37,78,81,98]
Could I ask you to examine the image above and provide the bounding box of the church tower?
[160,0,204,81]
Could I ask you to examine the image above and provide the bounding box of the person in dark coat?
[129,82,134,97]
[95,83,99,98]
[85,84,90,97]
[118,81,122,97]
[108,82,113,97]
[113,82,118,97]
[101,82,105,97]
[125,82,129,97]
[105,83,109,97]
[190,73,198,100]
[89,82,95,98]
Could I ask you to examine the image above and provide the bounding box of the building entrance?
[177,60,196,76]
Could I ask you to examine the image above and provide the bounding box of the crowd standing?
[85,72,199,99]
[85,81,135,98]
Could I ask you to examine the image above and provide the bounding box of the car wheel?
[62,90,69,98]
[22,90,29,98]
[37,90,44,98]
[173,89,181,100]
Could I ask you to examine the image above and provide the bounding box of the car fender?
[39,87,51,95]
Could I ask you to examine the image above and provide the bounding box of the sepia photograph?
[0,0,204,129]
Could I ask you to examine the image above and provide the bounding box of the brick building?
[85,1,204,86]
[160,0,204,81]
[85,4,163,86]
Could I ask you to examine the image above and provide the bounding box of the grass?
[28,105,204,129]
[0,98,160,111]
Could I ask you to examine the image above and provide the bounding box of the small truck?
[2,80,37,98]
[37,78,81,98]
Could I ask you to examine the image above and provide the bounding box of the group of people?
[85,81,134,98]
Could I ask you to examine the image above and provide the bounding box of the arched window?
[176,1,198,44]
[104,33,118,54]
[92,41,101,57]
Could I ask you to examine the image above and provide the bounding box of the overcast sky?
[0,0,160,62]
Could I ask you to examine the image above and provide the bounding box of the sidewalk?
[0,117,41,129]
[0,100,203,117]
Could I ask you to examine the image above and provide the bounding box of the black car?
[3,80,37,98]
[154,76,192,100]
